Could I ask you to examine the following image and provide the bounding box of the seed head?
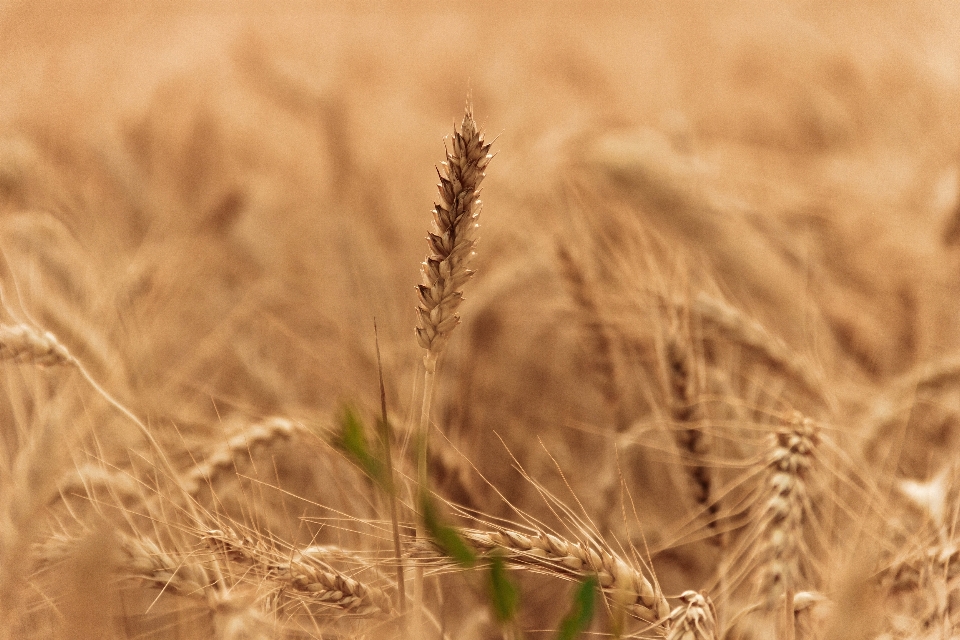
[415,103,493,356]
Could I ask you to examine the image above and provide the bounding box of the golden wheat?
[0,323,73,366]
[415,526,672,626]
[666,591,718,640]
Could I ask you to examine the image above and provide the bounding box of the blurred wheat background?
[2,1,960,638]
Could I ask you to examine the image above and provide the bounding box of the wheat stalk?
[413,100,493,637]
[666,591,718,640]
[416,527,672,626]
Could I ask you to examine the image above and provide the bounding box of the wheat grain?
[666,591,718,640]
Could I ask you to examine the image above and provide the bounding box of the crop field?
[2,1,960,639]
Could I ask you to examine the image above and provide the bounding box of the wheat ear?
[0,323,74,366]
[757,413,820,640]
[182,417,302,496]
[692,293,825,403]
[666,591,719,640]
[413,101,492,637]
[415,101,491,486]
[204,527,392,616]
[414,101,491,359]
[417,527,671,626]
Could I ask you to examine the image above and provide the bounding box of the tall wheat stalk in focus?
[412,101,493,637]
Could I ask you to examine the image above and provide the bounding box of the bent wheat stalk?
[182,417,302,496]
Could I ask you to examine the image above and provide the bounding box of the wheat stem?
[375,319,406,615]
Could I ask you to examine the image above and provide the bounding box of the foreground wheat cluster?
[2,4,960,639]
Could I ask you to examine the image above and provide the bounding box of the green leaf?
[556,576,598,640]
[488,553,519,624]
[419,489,476,568]
[334,407,387,490]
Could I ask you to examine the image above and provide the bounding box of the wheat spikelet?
[666,591,718,640]
[0,323,74,366]
[417,527,671,625]
[414,103,492,357]
[203,527,392,616]
[183,417,302,496]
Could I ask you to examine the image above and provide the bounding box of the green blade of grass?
[556,576,598,640]
[419,489,476,568]
[488,553,519,624]
[334,406,388,491]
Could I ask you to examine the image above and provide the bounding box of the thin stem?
[783,582,795,640]
[374,319,406,615]
[414,351,439,640]
[418,353,438,492]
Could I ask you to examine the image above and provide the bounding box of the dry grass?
[2,0,960,638]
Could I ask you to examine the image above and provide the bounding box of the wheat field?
[2,1,960,638]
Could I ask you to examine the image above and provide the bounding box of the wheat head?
[414,103,492,360]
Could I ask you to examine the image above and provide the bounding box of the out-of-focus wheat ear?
[0,386,76,637]
[182,417,302,496]
[693,293,827,405]
[666,591,719,640]
[0,323,74,366]
[556,244,623,419]
[118,533,213,597]
[203,527,393,616]
[662,326,720,537]
[756,412,821,640]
